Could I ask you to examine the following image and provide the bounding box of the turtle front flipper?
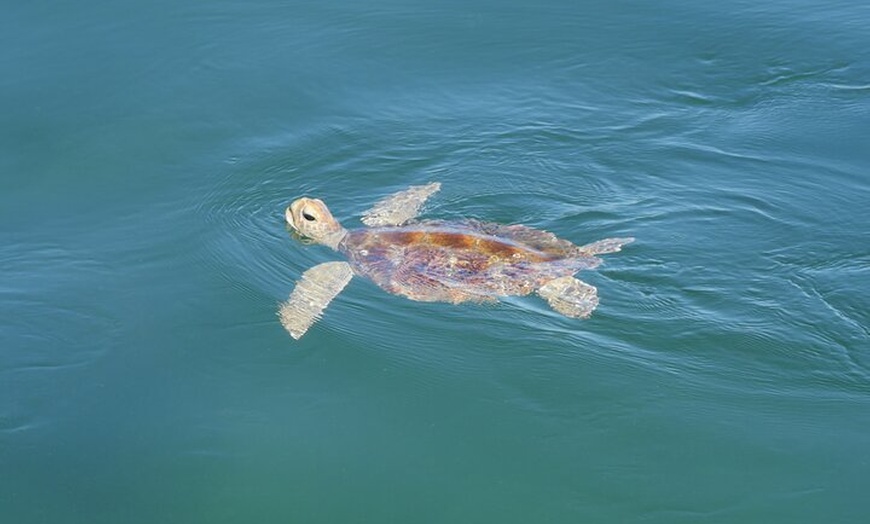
[278,261,354,339]
[361,182,441,227]
[537,276,599,319]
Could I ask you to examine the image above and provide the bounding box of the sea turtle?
[279,182,633,339]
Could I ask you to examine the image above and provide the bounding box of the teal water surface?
[3,1,869,522]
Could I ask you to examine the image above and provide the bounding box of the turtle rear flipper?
[361,182,441,227]
[578,237,634,256]
[537,276,599,319]
[279,261,354,339]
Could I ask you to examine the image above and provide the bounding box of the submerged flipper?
[278,261,354,339]
[578,237,635,256]
[537,276,599,319]
[361,182,441,227]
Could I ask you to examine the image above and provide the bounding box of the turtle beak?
[284,206,296,230]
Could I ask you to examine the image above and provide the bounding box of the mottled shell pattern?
[340,220,612,303]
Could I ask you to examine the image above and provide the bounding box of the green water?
[3,1,869,522]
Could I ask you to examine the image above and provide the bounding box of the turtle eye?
[302,211,316,222]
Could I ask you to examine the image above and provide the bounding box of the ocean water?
[2,0,869,522]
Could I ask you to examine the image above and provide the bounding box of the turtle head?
[285,197,347,250]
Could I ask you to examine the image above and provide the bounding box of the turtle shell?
[338,220,602,303]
